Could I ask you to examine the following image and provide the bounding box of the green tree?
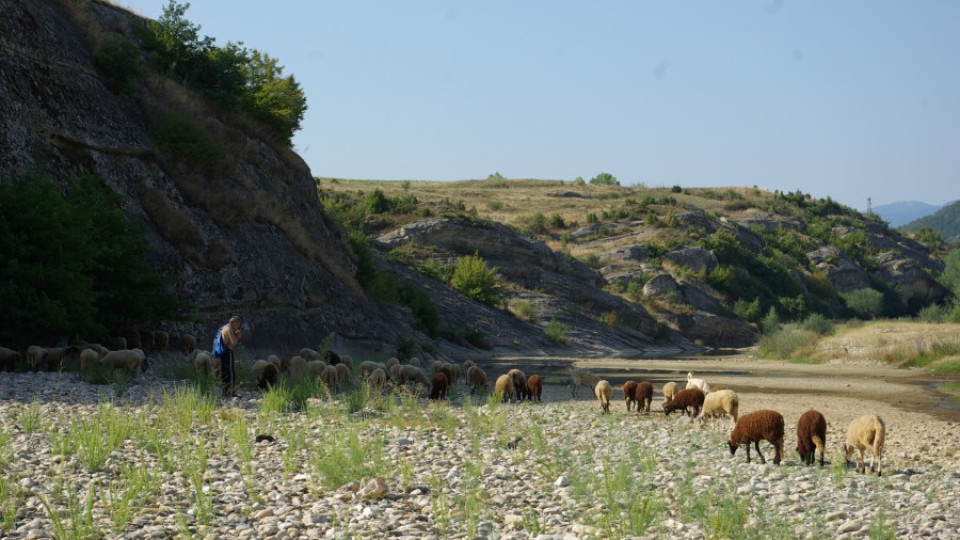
[242,50,308,144]
[450,253,500,306]
[0,173,182,346]
[94,33,145,95]
[841,288,885,319]
[589,172,619,186]
[940,247,960,296]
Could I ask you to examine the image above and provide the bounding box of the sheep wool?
[728,409,784,465]
[368,367,387,392]
[843,414,886,476]
[494,374,514,403]
[796,409,827,467]
[307,360,328,380]
[663,388,706,417]
[181,334,198,354]
[320,365,339,393]
[595,380,613,414]
[252,360,278,389]
[686,372,711,393]
[632,381,654,414]
[526,374,543,402]
[699,389,739,428]
[467,366,488,395]
[299,348,320,361]
[622,381,639,412]
[430,372,449,400]
[569,370,600,398]
[335,362,351,385]
[287,356,309,381]
[507,369,528,401]
[662,381,679,403]
[0,347,23,370]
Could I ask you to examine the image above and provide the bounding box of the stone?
[357,477,389,500]
[554,475,570,487]
[662,247,719,274]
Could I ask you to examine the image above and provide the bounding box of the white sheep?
[359,360,387,380]
[299,348,320,361]
[338,354,354,370]
[368,367,387,392]
[181,334,198,354]
[662,381,679,403]
[399,365,429,391]
[79,348,101,374]
[385,357,400,371]
[191,349,215,376]
[686,371,711,393]
[0,346,23,370]
[843,414,886,476]
[335,363,352,386]
[101,349,145,376]
[698,389,739,428]
[26,345,47,371]
[320,364,339,392]
[287,356,309,381]
[307,360,328,380]
[595,380,613,413]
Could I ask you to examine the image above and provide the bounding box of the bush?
[572,177,586,186]
[589,172,619,186]
[586,213,599,224]
[518,213,548,235]
[544,319,569,344]
[548,213,566,229]
[941,248,960,297]
[510,301,539,321]
[450,253,500,306]
[733,298,762,323]
[756,325,817,360]
[152,111,224,173]
[917,303,946,323]
[600,312,618,327]
[841,288,884,319]
[671,185,682,193]
[94,33,144,95]
[800,313,833,335]
[761,307,781,334]
[0,173,182,346]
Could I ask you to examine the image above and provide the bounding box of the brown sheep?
[430,372,449,400]
[463,359,476,371]
[467,366,488,395]
[494,374,514,403]
[140,331,155,353]
[320,364,339,393]
[632,381,654,414]
[843,414,886,476]
[435,362,456,386]
[622,381,639,412]
[796,409,827,467]
[123,330,142,350]
[728,409,785,465]
[595,380,613,414]
[526,374,543,402]
[663,388,705,417]
[181,334,198,354]
[153,331,169,352]
[106,336,128,351]
[335,362,352,387]
[508,368,528,401]
[253,360,279,390]
[662,381,679,403]
[45,346,80,371]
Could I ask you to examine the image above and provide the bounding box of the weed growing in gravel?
[99,464,161,533]
[40,484,101,540]
[703,493,750,540]
[163,384,216,432]
[868,508,897,540]
[183,440,213,526]
[227,414,253,462]
[594,456,664,537]
[0,476,24,533]
[13,400,43,433]
[521,509,545,535]
[831,451,848,487]
[311,426,386,489]
[0,432,11,468]
[72,402,136,472]
[427,473,452,537]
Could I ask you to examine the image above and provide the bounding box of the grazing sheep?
[796,409,827,467]
[385,357,399,371]
[192,350,215,376]
[0,347,23,370]
[686,372,711,393]
[181,334,197,354]
[494,374,514,403]
[663,388,706,417]
[407,357,422,368]
[101,349,145,376]
[153,331,169,352]
[728,410,785,465]
[435,362,456,387]
[123,330,142,350]
[569,370,600,398]
[307,360,328,380]
[632,381,654,414]
[324,350,341,365]
[399,365,429,390]
[359,360,387,380]
[45,346,81,370]
[843,414,886,476]
[26,346,48,371]
[368,367,387,392]
[85,343,109,358]
[252,360,279,389]
[526,374,543,402]
[463,359,476,371]
[467,366,488,395]
[389,364,402,384]
[507,369,528,401]
[709,384,728,393]
[622,381,639,412]
[662,381,679,403]
[320,365,339,392]
[595,380,613,414]
[335,363,352,386]
[699,389,739,428]
[338,354,354,370]
[448,363,463,385]
[79,348,101,374]
[299,348,320,361]
[287,356,308,381]
[106,336,128,351]
[430,372,449,400]
[140,331,155,353]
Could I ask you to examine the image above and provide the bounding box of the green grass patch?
[755,324,819,361]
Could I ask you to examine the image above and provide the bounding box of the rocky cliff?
[0,0,413,352]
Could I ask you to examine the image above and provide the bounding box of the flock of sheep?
[586,371,887,476]
[1,335,887,476]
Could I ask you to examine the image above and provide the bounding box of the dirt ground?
[483,353,960,472]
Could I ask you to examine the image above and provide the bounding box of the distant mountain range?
[903,200,960,245]
[871,201,941,227]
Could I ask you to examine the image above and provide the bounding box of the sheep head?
[728,441,738,456]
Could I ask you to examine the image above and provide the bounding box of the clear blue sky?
[117,1,959,208]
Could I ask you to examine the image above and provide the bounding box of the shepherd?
[213,315,243,397]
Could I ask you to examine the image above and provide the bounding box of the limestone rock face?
[806,247,872,293]
[662,248,719,274]
[0,0,412,352]
[875,252,948,306]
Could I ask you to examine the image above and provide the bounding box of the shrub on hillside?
[450,253,500,306]
[152,111,224,173]
[800,313,833,335]
[841,288,884,319]
[589,172,619,186]
[756,324,817,360]
[544,319,570,344]
[0,173,182,346]
[94,33,144,95]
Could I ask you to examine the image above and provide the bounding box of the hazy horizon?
[118,1,960,209]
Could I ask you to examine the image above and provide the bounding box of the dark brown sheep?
[622,381,639,412]
[430,372,449,400]
[526,374,543,402]
[663,388,705,417]
[796,409,827,467]
[123,330,142,350]
[729,409,785,465]
[508,369,528,401]
[140,331,155,352]
[632,381,654,414]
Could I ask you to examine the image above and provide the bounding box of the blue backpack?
[212,326,227,358]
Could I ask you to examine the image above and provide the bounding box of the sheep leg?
[773,437,783,465]
[745,443,751,463]
[754,441,766,464]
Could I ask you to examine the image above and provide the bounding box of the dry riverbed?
[0,354,958,539]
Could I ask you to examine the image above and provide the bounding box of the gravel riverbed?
[1,370,959,539]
